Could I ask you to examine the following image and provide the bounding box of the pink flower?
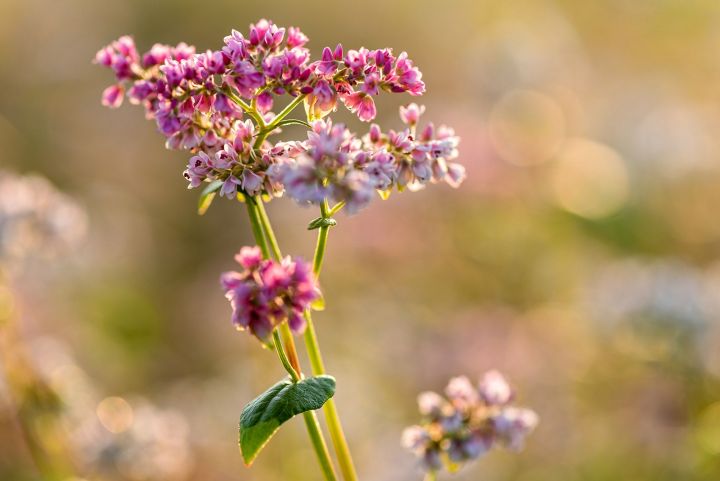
[399,103,425,126]
[220,247,320,343]
[342,92,376,122]
[479,370,514,406]
[241,169,264,196]
[394,52,425,95]
[446,163,466,188]
[417,391,446,417]
[101,84,124,108]
[287,26,309,49]
[183,151,212,188]
[492,407,539,451]
[219,175,242,199]
[256,91,274,114]
[305,80,337,120]
[316,44,343,76]
[403,371,537,473]
[445,376,479,411]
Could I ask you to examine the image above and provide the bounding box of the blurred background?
[1,0,720,479]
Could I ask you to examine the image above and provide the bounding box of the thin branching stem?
[253,195,359,481]
[243,194,337,481]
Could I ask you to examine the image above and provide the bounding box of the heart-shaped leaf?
[239,375,336,465]
[197,180,223,215]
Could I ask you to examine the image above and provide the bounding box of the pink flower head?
[287,26,309,49]
[417,391,446,418]
[101,84,124,108]
[393,52,425,95]
[141,43,172,68]
[223,29,249,62]
[329,169,373,214]
[248,19,285,51]
[362,151,396,190]
[492,407,539,451]
[403,371,537,473]
[446,163,466,188]
[479,370,513,406]
[344,48,369,74]
[445,375,479,411]
[220,247,320,343]
[183,151,212,188]
[235,245,263,270]
[342,91,376,122]
[200,49,227,74]
[256,91,274,114]
[241,169,264,196]
[399,103,425,126]
[228,60,265,98]
[305,79,337,120]
[316,44,343,76]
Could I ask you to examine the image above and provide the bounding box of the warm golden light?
[550,138,629,218]
[489,90,566,166]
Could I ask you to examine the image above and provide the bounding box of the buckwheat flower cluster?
[219,246,320,343]
[307,44,425,121]
[95,19,441,207]
[271,103,465,213]
[402,371,538,474]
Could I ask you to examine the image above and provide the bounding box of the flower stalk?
[254,196,359,481]
[243,193,337,481]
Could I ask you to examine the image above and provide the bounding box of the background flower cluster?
[402,371,538,474]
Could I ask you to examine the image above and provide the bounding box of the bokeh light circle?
[550,138,629,218]
[96,396,134,434]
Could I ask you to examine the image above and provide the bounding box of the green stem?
[253,94,308,150]
[424,471,437,481]
[223,88,266,128]
[256,200,283,260]
[254,197,360,481]
[313,226,329,275]
[302,411,338,481]
[265,94,307,132]
[243,194,337,481]
[272,330,299,382]
[244,196,270,259]
[327,201,346,217]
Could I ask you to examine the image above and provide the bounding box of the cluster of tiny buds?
[402,371,538,474]
[219,246,319,344]
[95,19,464,215]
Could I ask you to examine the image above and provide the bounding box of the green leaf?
[239,375,336,465]
[307,216,337,230]
[197,180,223,215]
[274,118,312,129]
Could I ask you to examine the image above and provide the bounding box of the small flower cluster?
[95,20,460,212]
[402,371,538,474]
[219,246,319,343]
[270,103,465,213]
[95,20,423,147]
